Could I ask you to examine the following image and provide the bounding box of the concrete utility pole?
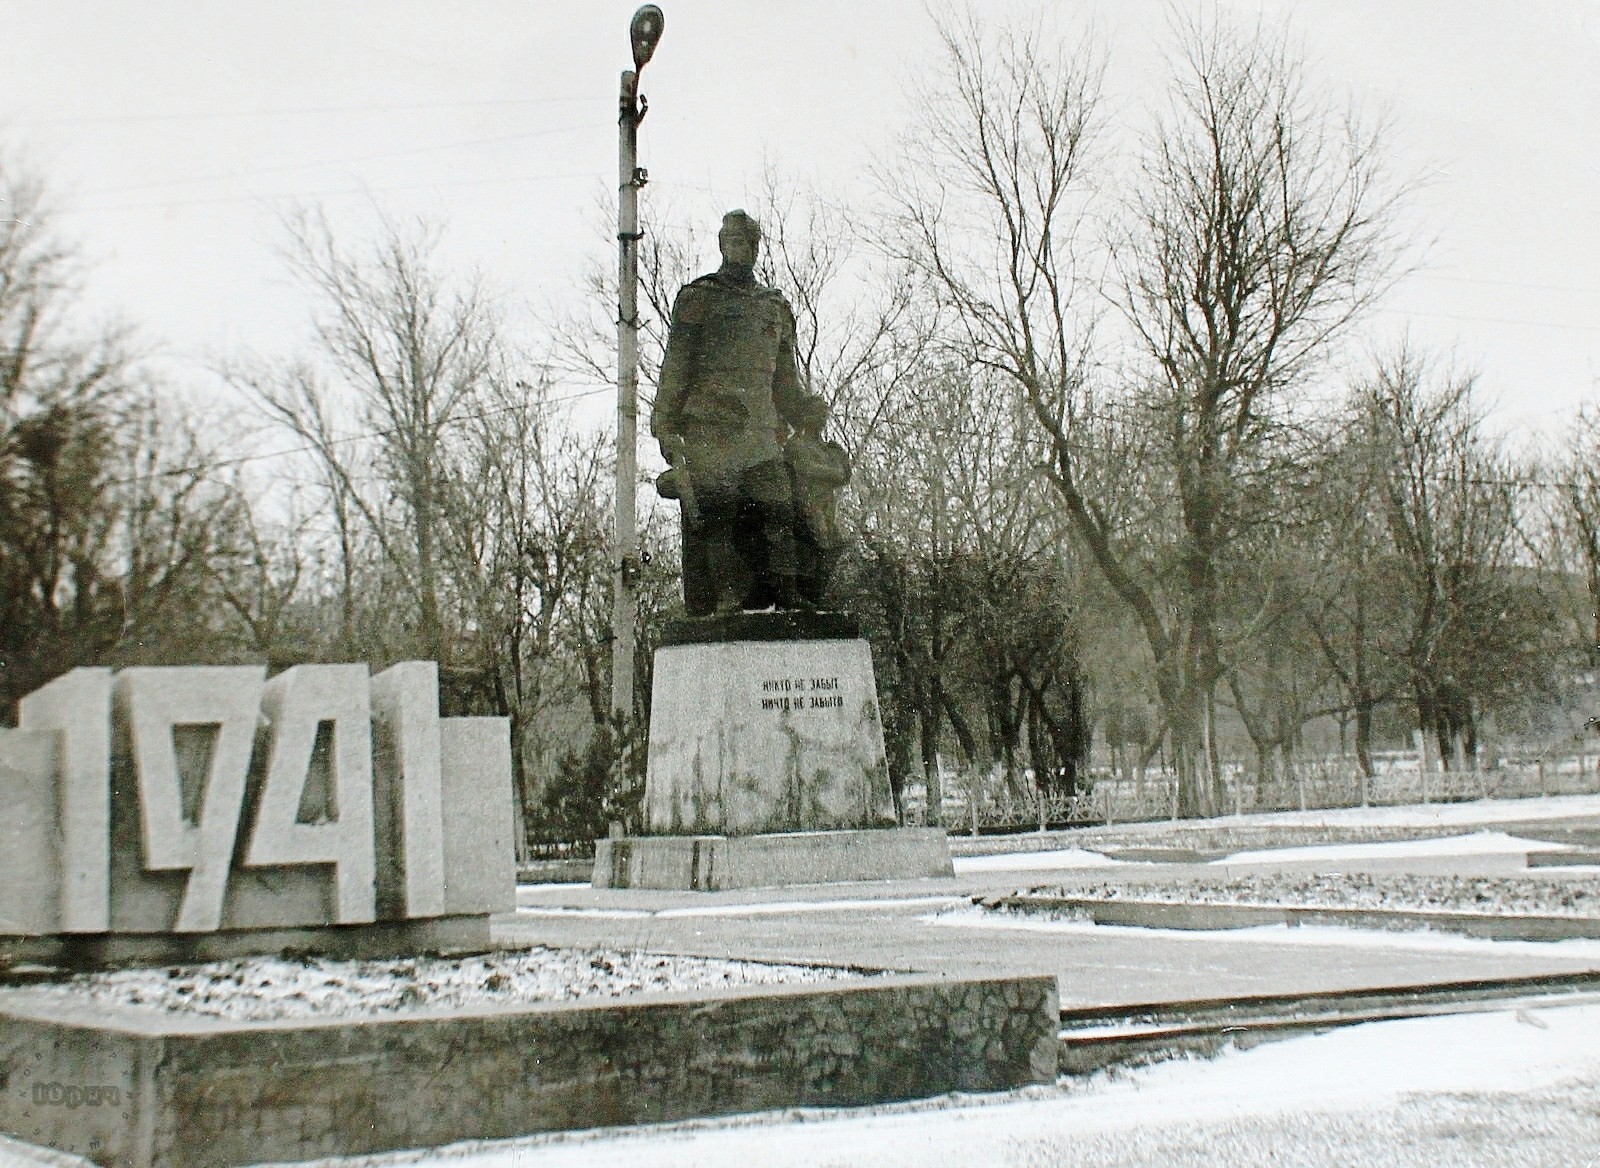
[611,5,664,723]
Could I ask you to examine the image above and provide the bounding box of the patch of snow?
[517,895,963,921]
[656,895,961,919]
[27,947,871,1023]
[1213,830,1573,865]
[1020,868,1600,918]
[925,905,1600,960]
[1201,793,1600,831]
[953,848,1126,874]
[514,906,657,919]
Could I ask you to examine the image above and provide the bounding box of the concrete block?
[244,664,376,924]
[0,970,1058,1167]
[112,667,266,933]
[0,728,61,935]
[593,827,954,891]
[644,638,894,834]
[19,668,113,933]
[370,663,445,919]
[439,717,515,915]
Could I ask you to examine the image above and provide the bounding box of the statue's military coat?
[651,270,814,477]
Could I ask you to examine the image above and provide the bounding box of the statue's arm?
[770,298,823,428]
[652,285,701,440]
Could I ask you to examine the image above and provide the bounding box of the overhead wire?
[112,382,612,486]
[80,125,601,199]
[83,170,601,215]
[13,95,594,127]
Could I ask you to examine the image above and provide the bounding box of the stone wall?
[0,972,1058,1168]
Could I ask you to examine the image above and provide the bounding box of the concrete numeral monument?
[594,210,951,890]
[0,660,514,967]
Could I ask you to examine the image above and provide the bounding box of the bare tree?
[269,208,496,665]
[0,155,238,712]
[1359,344,1559,769]
[886,11,1407,815]
[1551,403,1600,668]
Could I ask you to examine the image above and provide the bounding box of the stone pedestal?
[596,612,951,890]
[644,613,895,834]
[594,827,953,891]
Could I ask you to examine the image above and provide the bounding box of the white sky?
[1,1,1598,445]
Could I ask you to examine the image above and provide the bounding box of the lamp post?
[612,5,664,725]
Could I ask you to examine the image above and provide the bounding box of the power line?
[114,383,611,486]
[14,96,594,128]
[1414,273,1600,298]
[82,170,599,215]
[1376,305,1600,335]
[80,126,599,199]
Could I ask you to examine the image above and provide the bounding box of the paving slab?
[503,847,1600,1011]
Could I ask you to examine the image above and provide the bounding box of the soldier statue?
[653,210,849,616]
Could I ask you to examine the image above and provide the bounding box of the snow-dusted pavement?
[1104,792,1600,833]
[10,795,1600,1167]
[950,829,1572,876]
[245,1001,1600,1167]
[21,947,869,1023]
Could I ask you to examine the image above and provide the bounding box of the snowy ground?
[956,847,1128,873]
[927,907,1600,962]
[953,827,1581,876]
[25,947,869,1022]
[1214,829,1574,866]
[1012,864,1600,918]
[221,1002,1600,1168]
[1094,792,1600,835]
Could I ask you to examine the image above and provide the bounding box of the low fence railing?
[520,755,1600,853]
[906,754,1600,836]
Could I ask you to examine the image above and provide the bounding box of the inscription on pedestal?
[759,676,845,712]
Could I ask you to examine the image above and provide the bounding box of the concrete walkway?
[502,831,1600,1010]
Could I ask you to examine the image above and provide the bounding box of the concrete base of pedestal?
[592,828,953,891]
[643,619,895,835]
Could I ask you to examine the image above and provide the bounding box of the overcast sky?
[2,1,1597,443]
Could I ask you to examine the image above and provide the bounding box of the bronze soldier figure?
[653,210,828,615]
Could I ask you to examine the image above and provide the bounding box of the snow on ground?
[954,847,1125,874]
[1213,830,1573,866]
[952,830,1573,874]
[242,1003,1600,1167]
[516,894,965,920]
[926,905,1600,961]
[1156,792,1600,832]
[27,947,870,1023]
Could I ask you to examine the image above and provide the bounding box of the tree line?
[2,12,1596,843]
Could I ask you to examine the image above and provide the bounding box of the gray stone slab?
[440,717,516,915]
[370,663,446,920]
[19,668,113,934]
[111,667,267,934]
[246,664,376,924]
[593,828,953,890]
[507,873,1600,1010]
[0,729,61,936]
[644,638,894,834]
[0,970,1057,1167]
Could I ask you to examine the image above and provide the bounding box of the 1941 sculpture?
[594,210,952,892]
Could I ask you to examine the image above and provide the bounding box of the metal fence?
[519,753,1600,853]
[904,752,1600,836]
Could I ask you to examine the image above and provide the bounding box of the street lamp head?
[630,5,665,71]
